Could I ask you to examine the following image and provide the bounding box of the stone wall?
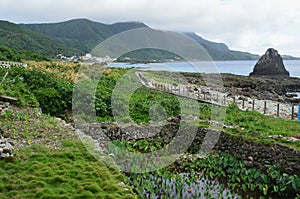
[208,130,300,175]
[0,61,27,69]
[0,102,14,159]
[0,130,14,159]
[77,118,300,175]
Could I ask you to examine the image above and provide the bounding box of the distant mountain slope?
[16,18,299,61]
[184,32,259,60]
[108,22,148,34]
[21,19,260,60]
[282,55,300,60]
[20,19,112,53]
[21,19,148,53]
[0,20,80,57]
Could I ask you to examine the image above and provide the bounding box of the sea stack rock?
[249,48,290,77]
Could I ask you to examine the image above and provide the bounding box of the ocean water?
[108,60,300,77]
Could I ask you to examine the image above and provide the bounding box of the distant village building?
[79,54,116,63]
[56,54,79,62]
[57,53,116,63]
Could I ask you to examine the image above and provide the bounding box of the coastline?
[108,60,300,77]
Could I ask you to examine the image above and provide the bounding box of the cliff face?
[249,48,290,77]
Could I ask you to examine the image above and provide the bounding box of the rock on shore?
[250,48,290,77]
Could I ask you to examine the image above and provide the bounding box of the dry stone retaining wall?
[77,118,300,175]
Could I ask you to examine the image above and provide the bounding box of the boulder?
[249,48,290,77]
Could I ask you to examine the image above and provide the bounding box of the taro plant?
[180,152,300,198]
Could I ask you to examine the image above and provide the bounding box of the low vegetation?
[0,106,136,199]
[1,62,300,198]
[119,140,300,198]
[0,66,73,118]
[94,67,300,198]
[0,141,136,199]
[0,46,49,62]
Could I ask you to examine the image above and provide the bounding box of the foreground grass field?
[0,141,136,199]
[0,105,136,199]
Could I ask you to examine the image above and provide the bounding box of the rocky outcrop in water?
[249,48,290,77]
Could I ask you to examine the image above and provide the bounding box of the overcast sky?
[1,0,300,56]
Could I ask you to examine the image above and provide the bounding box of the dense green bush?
[0,46,49,62]
[0,67,72,117]
[94,68,181,123]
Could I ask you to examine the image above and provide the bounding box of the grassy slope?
[0,142,135,199]
[0,106,136,199]
[225,104,300,150]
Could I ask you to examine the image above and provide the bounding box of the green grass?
[225,104,300,137]
[0,141,136,199]
[142,71,187,85]
[224,104,300,150]
[0,104,136,199]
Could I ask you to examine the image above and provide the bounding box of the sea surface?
[108,60,300,77]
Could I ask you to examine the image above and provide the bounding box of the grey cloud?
[0,0,300,56]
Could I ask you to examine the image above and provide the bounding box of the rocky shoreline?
[184,72,300,104]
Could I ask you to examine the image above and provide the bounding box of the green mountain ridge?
[184,32,259,60]
[0,20,81,57]
[20,19,113,53]
[20,19,148,54]
[21,19,260,61]
[0,18,297,61]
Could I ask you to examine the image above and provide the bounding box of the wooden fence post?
[298,104,300,121]
[277,104,280,117]
[233,97,236,103]
[292,105,294,120]
[264,101,267,114]
[252,99,255,111]
[242,99,245,109]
